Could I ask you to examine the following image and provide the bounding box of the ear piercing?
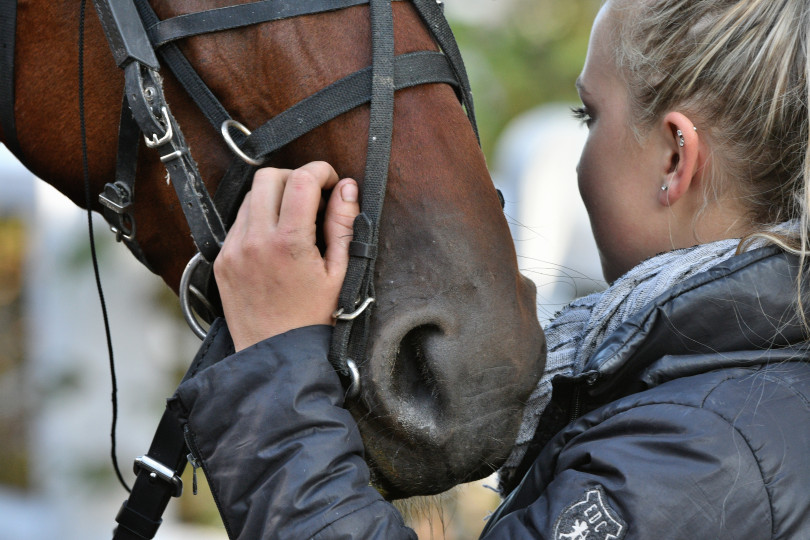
[666,127,697,190]
[678,126,698,147]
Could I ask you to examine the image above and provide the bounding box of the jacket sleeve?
[481,401,772,539]
[172,324,416,540]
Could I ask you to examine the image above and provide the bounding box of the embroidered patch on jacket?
[553,485,627,540]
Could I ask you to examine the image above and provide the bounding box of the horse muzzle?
[352,272,545,499]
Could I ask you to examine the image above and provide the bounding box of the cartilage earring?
[677,129,685,147]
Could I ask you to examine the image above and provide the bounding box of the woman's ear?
[658,111,700,207]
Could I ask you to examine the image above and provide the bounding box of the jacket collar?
[579,245,808,403]
[500,245,809,496]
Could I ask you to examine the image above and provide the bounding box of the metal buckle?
[109,219,136,243]
[99,193,131,213]
[133,455,183,497]
[144,106,173,148]
[332,297,375,321]
[98,184,136,242]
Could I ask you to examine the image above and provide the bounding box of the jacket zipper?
[185,442,201,495]
[570,372,600,422]
[569,386,582,423]
[184,424,235,539]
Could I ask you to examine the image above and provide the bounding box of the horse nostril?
[392,324,443,407]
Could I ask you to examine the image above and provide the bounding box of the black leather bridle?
[89,0,480,398]
[1,0,480,537]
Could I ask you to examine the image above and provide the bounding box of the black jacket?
[174,246,810,539]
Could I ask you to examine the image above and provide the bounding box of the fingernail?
[341,181,358,203]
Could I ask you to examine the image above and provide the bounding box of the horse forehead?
[151,0,371,45]
[150,1,432,67]
[151,2,373,105]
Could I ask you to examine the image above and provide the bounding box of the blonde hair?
[611,0,810,323]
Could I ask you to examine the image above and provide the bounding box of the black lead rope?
[78,0,131,494]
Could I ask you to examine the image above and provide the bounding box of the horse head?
[4,0,545,498]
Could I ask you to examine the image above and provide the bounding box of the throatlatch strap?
[0,0,21,157]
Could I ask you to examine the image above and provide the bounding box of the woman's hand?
[214,162,360,351]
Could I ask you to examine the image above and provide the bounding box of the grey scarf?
[499,237,743,481]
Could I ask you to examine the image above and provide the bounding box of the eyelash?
[570,105,592,125]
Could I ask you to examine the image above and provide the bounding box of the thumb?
[324,178,360,277]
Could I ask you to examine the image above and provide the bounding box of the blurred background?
[0,0,603,538]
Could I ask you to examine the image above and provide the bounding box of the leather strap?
[98,94,156,272]
[328,0,396,380]
[113,319,234,539]
[122,61,227,261]
[0,0,21,156]
[411,0,478,140]
[133,1,236,145]
[94,0,159,69]
[147,0,392,47]
[93,0,228,262]
[243,51,457,163]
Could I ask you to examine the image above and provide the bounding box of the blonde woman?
[176,0,810,537]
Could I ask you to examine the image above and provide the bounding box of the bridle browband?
[59,0,483,537]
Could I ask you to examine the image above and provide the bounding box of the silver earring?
[661,185,669,191]
[677,129,685,147]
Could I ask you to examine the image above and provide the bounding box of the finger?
[225,188,252,242]
[324,178,360,277]
[218,167,288,274]
[249,167,291,229]
[277,162,340,241]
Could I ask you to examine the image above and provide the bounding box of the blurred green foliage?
[448,0,602,160]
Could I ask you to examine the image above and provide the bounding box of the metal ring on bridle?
[220,119,266,166]
[179,252,209,339]
[346,358,361,399]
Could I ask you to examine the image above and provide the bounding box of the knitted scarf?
[499,237,743,484]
